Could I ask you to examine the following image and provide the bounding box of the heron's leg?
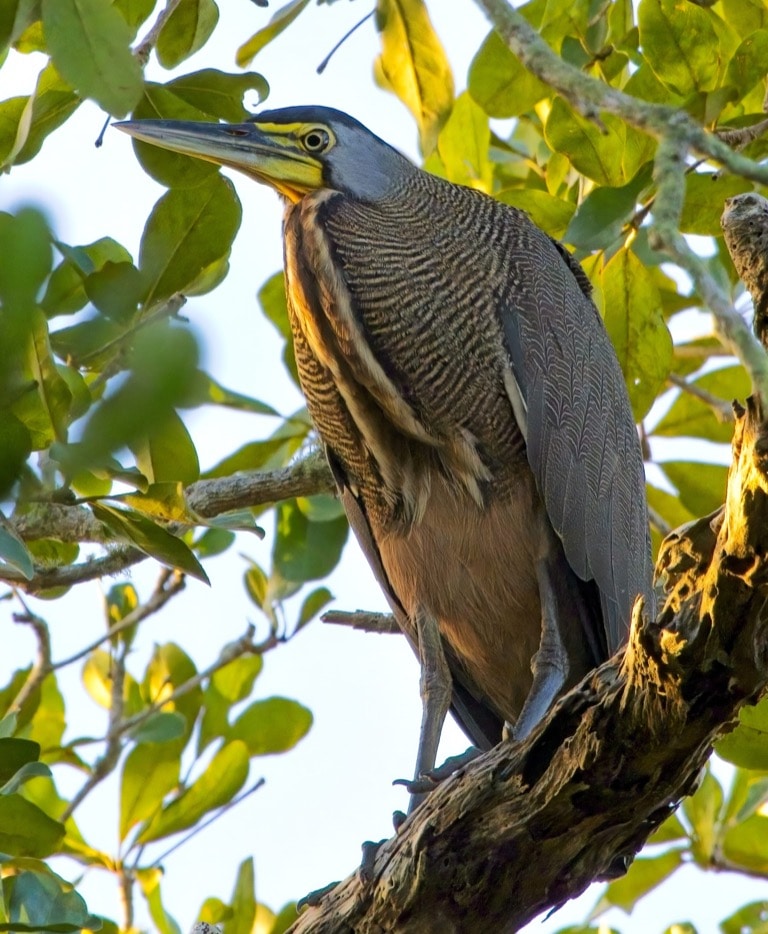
[409,607,452,812]
[513,528,570,741]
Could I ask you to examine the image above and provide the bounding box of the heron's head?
[115,106,415,203]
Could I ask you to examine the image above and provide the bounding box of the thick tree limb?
[289,399,768,933]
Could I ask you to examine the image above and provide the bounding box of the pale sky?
[1,2,757,932]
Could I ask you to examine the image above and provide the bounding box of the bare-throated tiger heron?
[117,108,655,793]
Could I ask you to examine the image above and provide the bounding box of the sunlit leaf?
[682,767,723,863]
[469,29,547,118]
[137,739,249,843]
[600,248,673,420]
[374,0,454,154]
[590,849,684,916]
[660,461,728,517]
[229,697,312,755]
[236,0,310,67]
[120,743,181,841]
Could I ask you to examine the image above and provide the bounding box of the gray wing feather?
[500,222,655,653]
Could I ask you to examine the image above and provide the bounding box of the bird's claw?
[393,746,483,795]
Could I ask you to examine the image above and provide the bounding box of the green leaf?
[565,164,653,251]
[468,29,548,118]
[198,654,263,753]
[226,858,256,934]
[186,372,279,416]
[137,739,249,843]
[545,97,654,186]
[194,527,235,559]
[721,900,768,934]
[1,62,80,170]
[374,0,454,154]
[661,461,728,517]
[130,711,187,744]
[590,849,684,916]
[139,173,242,307]
[682,767,723,863]
[82,649,115,709]
[244,562,269,610]
[0,739,40,785]
[0,762,52,796]
[2,867,101,931]
[236,0,310,66]
[167,69,269,122]
[637,0,727,96]
[648,812,688,844]
[600,248,673,420]
[202,425,308,478]
[717,695,768,769]
[136,867,181,934]
[85,260,145,321]
[722,812,768,873]
[142,642,201,746]
[0,795,64,857]
[273,499,348,583]
[653,365,747,442]
[296,495,344,523]
[91,502,210,584]
[132,410,200,485]
[229,697,312,755]
[680,173,752,236]
[432,92,491,190]
[42,236,134,317]
[0,208,51,315]
[120,743,181,840]
[725,29,768,99]
[496,189,575,239]
[296,586,333,630]
[156,0,218,69]
[114,0,156,34]
[0,527,34,580]
[41,0,143,116]
[258,272,299,386]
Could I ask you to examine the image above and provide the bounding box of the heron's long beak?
[114,119,323,202]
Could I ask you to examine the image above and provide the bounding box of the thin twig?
[52,570,186,671]
[133,0,183,66]
[64,637,128,820]
[8,595,53,714]
[716,118,768,152]
[142,778,266,869]
[667,373,735,423]
[322,609,400,635]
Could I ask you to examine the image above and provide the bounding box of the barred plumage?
[117,106,655,759]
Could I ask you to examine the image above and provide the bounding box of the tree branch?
[6,453,335,593]
[473,0,768,402]
[289,398,768,932]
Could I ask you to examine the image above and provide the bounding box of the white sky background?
[0,1,761,931]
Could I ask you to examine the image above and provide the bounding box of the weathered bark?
[289,399,768,933]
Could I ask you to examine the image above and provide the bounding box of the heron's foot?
[296,880,339,910]
[393,745,483,795]
[358,838,386,885]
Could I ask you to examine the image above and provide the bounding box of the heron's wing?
[327,450,503,751]
[499,225,654,654]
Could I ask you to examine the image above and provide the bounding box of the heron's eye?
[302,128,330,153]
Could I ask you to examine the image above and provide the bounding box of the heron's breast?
[378,470,544,723]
